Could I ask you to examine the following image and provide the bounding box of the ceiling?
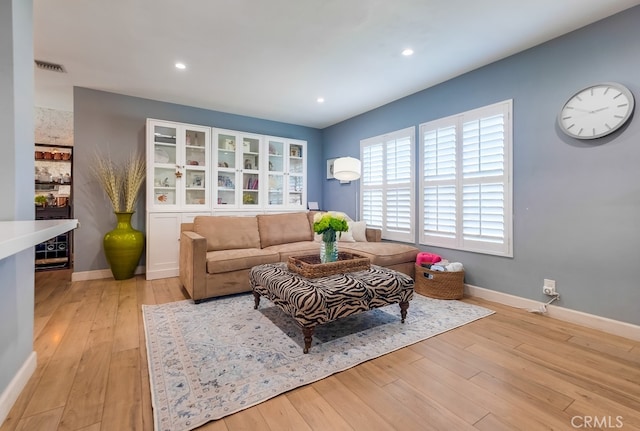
[34,0,640,129]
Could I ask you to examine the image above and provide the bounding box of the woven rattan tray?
[288,252,370,278]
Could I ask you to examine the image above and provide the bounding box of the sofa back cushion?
[257,212,313,248]
[193,216,261,251]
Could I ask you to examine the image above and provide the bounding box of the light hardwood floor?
[1,270,639,431]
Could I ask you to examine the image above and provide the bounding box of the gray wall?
[323,6,640,325]
[73,89,323,273]
[0,0,36,400]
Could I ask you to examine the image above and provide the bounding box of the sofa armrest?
[365,228,382,242]
[179,231,207,301]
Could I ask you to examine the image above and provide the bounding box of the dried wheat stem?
[93,150,145,213]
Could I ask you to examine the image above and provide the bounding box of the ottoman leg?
[399,301,409,323]
[302,326,315,354]
[253,291,261,309]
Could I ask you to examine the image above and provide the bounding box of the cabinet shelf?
[154,138,176,145]
[36,181,71,185]
[35,158,72,163]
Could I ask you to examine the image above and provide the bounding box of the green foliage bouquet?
[313,211,349,242]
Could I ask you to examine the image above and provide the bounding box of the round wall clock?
[558,82,635,139]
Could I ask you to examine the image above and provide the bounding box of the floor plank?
[286,386,353,431]
[23,318,93,417]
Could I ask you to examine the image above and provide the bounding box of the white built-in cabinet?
[145,119,307,280]
[146,212,205,280]
[213,130,307,212]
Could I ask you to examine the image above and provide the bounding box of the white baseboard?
[465,284,640,342]
[0,352,37,425]
[71,265,145,282]
[145,268,179,281]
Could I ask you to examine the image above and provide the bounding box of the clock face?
[558,82,634,139]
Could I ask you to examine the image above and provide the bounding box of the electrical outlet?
[543,279,557,296]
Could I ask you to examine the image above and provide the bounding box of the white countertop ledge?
[0,219,79,261]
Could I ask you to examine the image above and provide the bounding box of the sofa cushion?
[205,248,280,274]
[349,221,368,242]
[194,216,261,252]
[340,242,419,267]
[337,229,355,242]
[263,241,321,261]
[257,212,313,248]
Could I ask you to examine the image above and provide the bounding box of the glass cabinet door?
[287,142,305,208]
[267,139,285,206]
[241,136,261,207]
[152,124,178,207]
[216,132,237,206]
[184,127,208,208]
[148,120,210,210]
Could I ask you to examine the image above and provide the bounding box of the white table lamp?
[333,157,361,181]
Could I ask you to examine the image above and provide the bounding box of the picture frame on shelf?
[326,158,337,179]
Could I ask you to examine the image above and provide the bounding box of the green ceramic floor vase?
[103,212,144,280]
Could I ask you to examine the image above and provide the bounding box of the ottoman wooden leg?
[253,291,261,309]
[399,301,409,323]
[302,326,315,354]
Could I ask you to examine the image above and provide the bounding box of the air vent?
[34,60,66,73]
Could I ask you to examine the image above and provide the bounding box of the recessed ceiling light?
[175,62,186,69]
[402,48,414,56]
[317,97,325,103]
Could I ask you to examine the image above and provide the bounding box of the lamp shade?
[333,157,361,181]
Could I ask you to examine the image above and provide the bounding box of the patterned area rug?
[142,293,494,431]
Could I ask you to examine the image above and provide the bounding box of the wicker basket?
[414,264,465,299]
[288,252,370,278]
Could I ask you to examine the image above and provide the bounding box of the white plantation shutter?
[422,122,458,246]
[361,127,415,242]
[420,100,512,256]
[362,143,383,229]
[423,185,456,238]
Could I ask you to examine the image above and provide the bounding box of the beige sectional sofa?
[179,211,419,302]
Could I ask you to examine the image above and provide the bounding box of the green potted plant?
[313,211,349,263]
[34,195,47,207]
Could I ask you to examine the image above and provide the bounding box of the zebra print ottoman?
[250,262,414,353]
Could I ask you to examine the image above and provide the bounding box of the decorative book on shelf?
[246,178,259,190]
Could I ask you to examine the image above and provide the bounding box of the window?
[419,100,513,256]
[361,127,415,243]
